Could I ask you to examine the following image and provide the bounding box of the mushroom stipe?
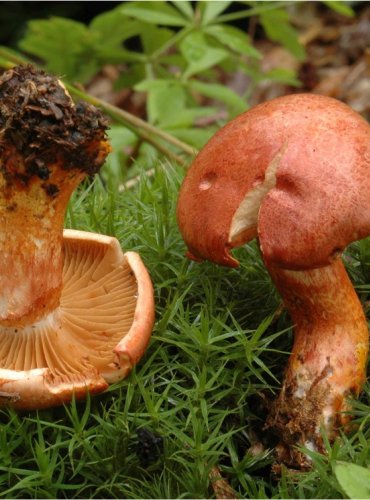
[0,65,154,409]
[177,93,370,469]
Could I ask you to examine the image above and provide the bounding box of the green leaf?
[334,462,370,499]
[171,1,194,19]
[260,8,305,60]
[18,17,99,82]
[108,126,137,152]
[136,79,187,125]
[323,1,355,17]
[161,52,187,72]
[204,24,261,58]
[121,1,187,26]
[95,46,146,64]
[162,106,217,128]
[115,63,146,89]
[136,79,217,128]
[188,80,247,116]
[262,67,301,86]
[140,25,174,55]
[106,126,138,179]
[168,127,215,148]
[90,7,144,45]
[199,1,232,25]
[135,78,178,93]
[180,31,228,78]
[149,84,186,126]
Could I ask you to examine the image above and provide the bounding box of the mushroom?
[177,93,370,468]
[0,65,154,409]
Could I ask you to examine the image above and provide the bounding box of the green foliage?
[334,462,370,499]
[14,0,355,167]
[259,7,305,60]
[18,0,300,90]
[121,1,188,26]
[16,1,308,159]
[323,1,355,17]
[18,17,100,82]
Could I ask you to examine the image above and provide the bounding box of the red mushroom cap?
[177,94,370,270]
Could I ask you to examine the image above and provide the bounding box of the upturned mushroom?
[0,65,154,409]
[177,93,370,468]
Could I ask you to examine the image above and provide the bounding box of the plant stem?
[215,1,291,24]
[150,25,194,61]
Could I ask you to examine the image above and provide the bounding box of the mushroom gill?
[0,229,154,409]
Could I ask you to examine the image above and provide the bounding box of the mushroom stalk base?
[265,258,368,468]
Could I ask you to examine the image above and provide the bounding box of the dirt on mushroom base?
[0,65,109,184]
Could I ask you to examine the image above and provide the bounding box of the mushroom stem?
[0,65,110,327]
[0,166,84,326]
[265,257,368,467]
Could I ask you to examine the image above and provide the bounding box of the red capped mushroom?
[177,93,370,468]
[0,65,154,409]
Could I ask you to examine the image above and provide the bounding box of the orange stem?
[0,65,110,326]
[0,161,84,326]
[265,258,368,467]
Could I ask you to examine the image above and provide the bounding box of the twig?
[216,1,290,24]
[119,168,155,191]
[209,466,238,500]
[298,20,324,46]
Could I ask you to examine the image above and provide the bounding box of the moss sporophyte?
[0,65,154,409]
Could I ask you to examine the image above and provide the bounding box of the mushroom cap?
[0,229,154,410]
[177,94,370,270]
